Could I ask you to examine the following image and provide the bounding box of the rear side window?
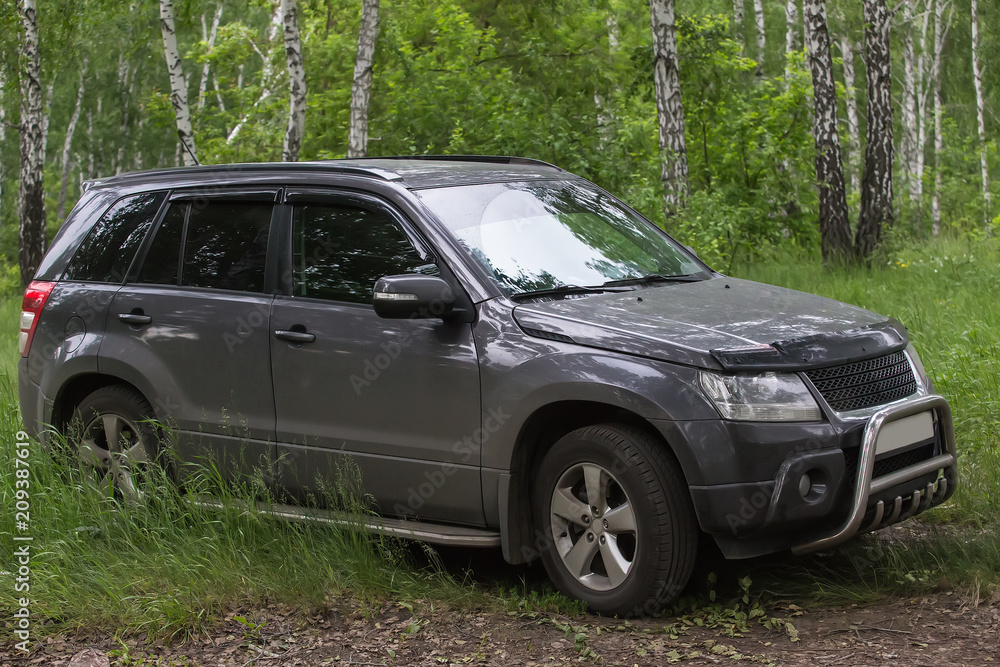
[292,204,438,304]
[63,192,165,283]
[136,200,272,293]
[184,202,272,292]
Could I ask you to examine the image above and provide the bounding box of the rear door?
[269,189,483,525]
[101,189,280,483]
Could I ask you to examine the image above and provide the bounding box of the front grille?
[806,350,918,412]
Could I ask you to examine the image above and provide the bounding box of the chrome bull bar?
[792,394,958,555]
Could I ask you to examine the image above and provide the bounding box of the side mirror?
[372,274,456,319]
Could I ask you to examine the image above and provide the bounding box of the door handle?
[118,312,152,325]
[274,329,316,344]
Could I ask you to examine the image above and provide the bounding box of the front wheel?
[532,424,698,616]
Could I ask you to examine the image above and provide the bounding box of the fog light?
[798,473,812,498]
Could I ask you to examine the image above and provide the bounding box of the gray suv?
[18,157,958,615]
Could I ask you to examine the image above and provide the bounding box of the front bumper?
[790,394,957,554]
[656,394,958,559]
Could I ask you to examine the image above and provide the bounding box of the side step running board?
[189,496,502,548]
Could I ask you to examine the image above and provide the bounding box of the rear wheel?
[68,386,161,502]
[532,423,697,616]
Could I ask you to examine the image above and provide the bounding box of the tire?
[68,385,162,502]
[532,423,698,616]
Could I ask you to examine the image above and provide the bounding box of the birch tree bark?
[347,0,379,158]
[58,56,88,223]
[971,0,991,220]
[18,0,46,286]
[649,0,689,217]
[915,6,930,212]
[40,80,54,165]
[785,0,800,57]
[198,4,223,109]
[840,36,861,194]
[0,70,6,216]
[855,0,895,260]
[804,0,852,260]
[900,1,921,212]
[160,0,198,165]
[281,0,306,162]
[733,0,745,51]
[753,0,766,74]
[931,0,953,235]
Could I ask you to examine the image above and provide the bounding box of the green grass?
[2,237,999,640]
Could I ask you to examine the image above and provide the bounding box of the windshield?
[415,180,709,295]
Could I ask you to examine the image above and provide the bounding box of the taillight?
[20,281,55,357]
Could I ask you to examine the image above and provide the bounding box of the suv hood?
[512,277,908,371]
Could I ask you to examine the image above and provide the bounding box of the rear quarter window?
[63,192,166,283]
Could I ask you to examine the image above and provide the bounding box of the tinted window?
[293,204,438,303]
[183,202,272,292]
[136,203,185,286]
[64,192,165,283]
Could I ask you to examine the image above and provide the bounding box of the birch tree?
[58,56,88,223]
[753,0,766,74]
[804,0,851,260]
[160,0,198,165]
[971,0,990,220]
[931,0,953,234]
[347,0,379,158]
[855,0,894,260]
[899,1,921,213]
[198,4,224,109]
[0,70,6,216]
[733,0,745,51]
[227,3,282,145]
[18,0,46,286]
[649,0,689,217]
[840,36,861,194]
[785,0,800,78]
[281,0,306,162]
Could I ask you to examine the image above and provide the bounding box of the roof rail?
[356,155,564,171]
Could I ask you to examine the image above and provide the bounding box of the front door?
[269,192,483,525]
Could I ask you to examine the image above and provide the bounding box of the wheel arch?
[52,373,153,431]
[499,399,692,565]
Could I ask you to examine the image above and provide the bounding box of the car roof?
[86,156,570,192]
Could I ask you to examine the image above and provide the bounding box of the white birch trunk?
[86,109,95,178]
[971,0,990,220]
[785,0,800,60]
[840,36,861,195]
[0,69,6,216]
[227,3,282,145]
[115,60,135,175]
[281,0,306,162]
[58,56,88,223]
[348,0,380,158]
[753,0,766,74]
[649,0,689,217]
[914,5,930,213]
[198,4,223,109]
[931,0,953,234]
[40,80,55,166]
[160,0,198,165]
[18,0,46,285]
[733,0,745,51]
[900,1,920,210]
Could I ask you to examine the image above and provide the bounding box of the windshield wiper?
[601,273,706,287]
[510,284,632,300]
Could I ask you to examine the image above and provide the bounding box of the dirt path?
[3,591,998,666]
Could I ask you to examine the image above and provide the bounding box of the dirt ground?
[3,590,999,667]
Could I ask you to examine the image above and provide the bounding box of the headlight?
[699,371,822,421]
[905,343,932,392]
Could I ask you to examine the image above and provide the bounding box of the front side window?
[292,204,438,304]
[64,192,166,283]
[415,180,708,295]
[136,200,272,292]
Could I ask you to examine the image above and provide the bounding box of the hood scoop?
[519,326,576,344]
